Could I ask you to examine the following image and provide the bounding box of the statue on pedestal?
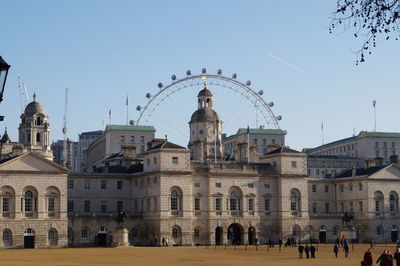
[116,211,126,229]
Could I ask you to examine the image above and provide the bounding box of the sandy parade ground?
[0,244,398,266]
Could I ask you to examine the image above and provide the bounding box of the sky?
[1,0,399,150]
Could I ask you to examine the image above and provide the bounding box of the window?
[325,203,329,213]
[248,183,254,188]
[24,190,33,212]
[264,183,270,189]
[230,191,241,211]
[291,161,297,168]
[384,141,387,148]
[2,198,9,212]
[261,200,269,212]
[81,229,88,239]
[290,191,299,212]
[248,198,254,211]
[376,226,382,236]
[312,202,317,213]
[359,201,363,212]
[194,183,200,188]
[375,141,379,148]
[340,202,344,212]
[215,182,221,188]
[325,184,329,193]
[68,180,74,189]
[393,142,396,148]
[172,228,178,238]
[153,157,157,164]
[390,194,397,213]
[146,159,150,166]
[172,157,179,164]
[67,201,74,212]
[117,181,123,190]
[358,183,363,191]
[272,139,276,144]
[194,228,200,237]
[349,184,353,191]
[140,145,145,153]
[375,200,380,212]
[48,198,55,212]
[339,184,344,192]
[84,200,91,212]
[120,136,125,142]
[194,198,200,211]
[117,201,123,212]
[153,198,157,211]
[170,189,181,211]
[312,184,316,192]
[101,201,107,213]
[101,180,107,190]
[316,169,320,176]
[349,202,353,212]
[253,138,257,144]
[262,139,267,145]
[84,180,91,190]
[3,231,10,241]
[130,136,134,142]
[140,136,145,142]
[48,230,55,240]
[376,150,380,157]
[215,198,222,211]
[333,227,338,236]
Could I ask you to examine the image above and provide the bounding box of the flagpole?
[247,126,250,164]
[373,100,377,132]
[321,122,324,145]
[126,95,129,125]
[214,120,217,163]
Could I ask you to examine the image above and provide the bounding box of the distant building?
[306,155,364,179]
[222,128,286,158]
[76,130,103,172]
[84,125,155,172]
[51,139,78,171]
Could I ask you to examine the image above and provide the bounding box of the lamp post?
[0,56,11,121]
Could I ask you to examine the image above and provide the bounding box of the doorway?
[24,228,35,248]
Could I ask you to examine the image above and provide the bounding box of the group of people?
[297,244,317,259]
[160,237,169,247]
[333,236,350,258]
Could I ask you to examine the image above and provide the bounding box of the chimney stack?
[390,155,399,164]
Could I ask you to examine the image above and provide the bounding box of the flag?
[126,95,128,106]
[373,100,376,107]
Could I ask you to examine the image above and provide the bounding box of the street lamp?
[0,56,11,121]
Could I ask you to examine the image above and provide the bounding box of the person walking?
[361,248,373,266]
[394,248,400,266]
[370,240,374,248]
[344,243,350,257]
[162,237,166,247]
[333,244,340,258]
[298,244,304,259]
[310,244,316,258]
[278,239,282,252]
[376,250,393,266]
[165,237,169,247]
[304,244,310,259]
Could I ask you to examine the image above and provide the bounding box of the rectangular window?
[349,202,353,212]
[215,182,221,188]
[194,198,200,211]
[340,202,344,212]
[248,183,254,188]
[101,200,107,213]
[84,200,91,212]
[146,199,150,211]
[349,184,353,191]
[312,202,317,214]
[117,201,123,212]
[172,157,179,164]
[130,136,134,143]
[117,181,123,190]
[264,183,270,189]
[262,139,267,145]
[140,136,145,142]
[375,141,379,148]
[146,158,150,166]
[359,201,363,212]
[68,180,74,189]
[2,198,9,212]
[393,142,396,148]
[153,157,157,164]
[48,198,55,212]
[291,161,297,168]
[140,145,145,153]
[375,200,380,212]
[101,180,107,189]
[358,183,362,191]
[153,198,157,211]
[67,200,74,212]
[325,203,329,213]
[316,169,320,176]
[120,135,125,142]
[264,199,270,211]
[194,183,200,188]
[248,199,254,211]
[340,184,344,192]
[376,150,380,157]
[253,138,257,145]
[215,198,222,211]
[84,180,91,190]
[325,184,329,193]
[312,184,317,193]
[384,141,387,148]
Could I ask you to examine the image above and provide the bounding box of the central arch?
[227,223,243,245]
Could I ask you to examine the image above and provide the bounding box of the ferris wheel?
[135,68,282,144]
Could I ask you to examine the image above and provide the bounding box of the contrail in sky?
[267,53,301,72]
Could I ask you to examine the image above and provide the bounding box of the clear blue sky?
[1,0,399,150]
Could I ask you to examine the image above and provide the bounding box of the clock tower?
[188,80,223,161]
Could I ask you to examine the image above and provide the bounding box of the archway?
[215,227,223,246]
[227,223,243,245]
[391,225,398,242]
[96,227,107,247]
[319,226,327,243]
[248,227,256,245]
[24,228,35,248]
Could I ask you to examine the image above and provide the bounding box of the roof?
[147,140,186,151]
[266,146,300,155]
[105,125,156,132]
[237,128,286,135]
[198,88,213,97]
[190,109,220,123]
[335,165,387,178]
[24,101,46,117]
[80,130,103,136]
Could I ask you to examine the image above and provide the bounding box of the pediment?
[245,193,256,198]
[0,152,67,173]
[212,192,224,197]
[368,164,400,180]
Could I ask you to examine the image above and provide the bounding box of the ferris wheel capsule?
[129,120,135,125]
[232,73,237,79]
[258,90,264,95]
[217,69,222,75]
[136,105,142,111]
[146,93,151,98]
[202,68,207,74]
[171,75,176,81]
[246,80,251,86]
[186,70,191,76]
[276,115,282,121]
[268,102,274,107]
[158,82,163,88]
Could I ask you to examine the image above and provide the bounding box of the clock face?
[207,126,214,137]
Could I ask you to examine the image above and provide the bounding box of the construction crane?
[17,77,30,112]
[62,88,69,168]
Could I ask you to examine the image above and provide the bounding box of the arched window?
[389,192,398,215]
[3,230,10,241]
[194,227,200,237]
[36,117,42,126]
[290,189,301,215]
[81,229,88,239]
[170,188,182,211]
[172,228,178,238]
[36,133,40,142]
[374,191,384,215]
[229,187,242,212]
[25,190,33,212]
[376,225,383,237]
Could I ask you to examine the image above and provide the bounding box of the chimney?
[351,167,357,177]
[12,144,24,157]
[267,144,280,153]
[374,157,384,166]
[390,155,399,164]
[365,158,375,168]
[121,144,136,159]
